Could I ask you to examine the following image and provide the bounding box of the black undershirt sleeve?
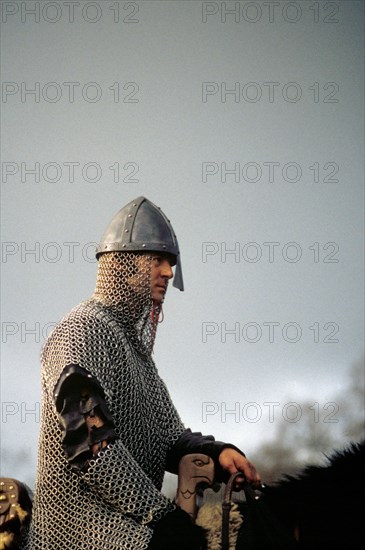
[165,428,245,481]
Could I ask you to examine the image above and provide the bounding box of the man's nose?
[161,260,173,279]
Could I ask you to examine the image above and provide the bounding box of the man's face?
[149,253,174,303]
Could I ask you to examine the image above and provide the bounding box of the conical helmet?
[96,196,184,290]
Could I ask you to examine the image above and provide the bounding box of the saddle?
[176,454,298,550]
[0,479,32,550]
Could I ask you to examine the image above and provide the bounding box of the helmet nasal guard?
[96,196,184,291]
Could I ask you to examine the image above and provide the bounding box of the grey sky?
[1,0,364,487]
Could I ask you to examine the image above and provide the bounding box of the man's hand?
[218,448,261,488]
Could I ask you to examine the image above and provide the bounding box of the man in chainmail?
[23,197,260,550]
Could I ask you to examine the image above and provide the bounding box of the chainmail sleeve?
[82,441,175,524]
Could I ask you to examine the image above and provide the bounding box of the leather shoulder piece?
[53,364,116,470]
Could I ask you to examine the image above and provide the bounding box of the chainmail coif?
[93,252,163,354]
[23,252,185,549]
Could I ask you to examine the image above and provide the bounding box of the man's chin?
[152,291,165,304]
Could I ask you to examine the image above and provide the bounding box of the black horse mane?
[270,439,364,492]
[262,440,364,549]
